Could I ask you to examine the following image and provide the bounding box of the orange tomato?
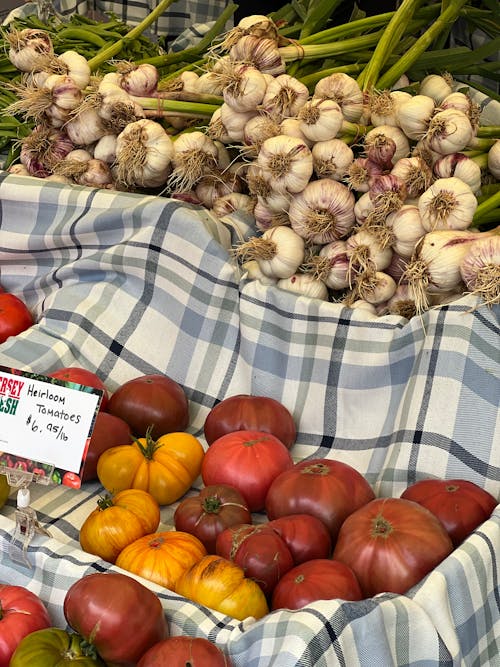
[176,555,269,621]
[79,489,160,563]
[97,429,205,505]
[115,531,206,591]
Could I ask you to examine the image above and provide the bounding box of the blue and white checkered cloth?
[0,171,498,666]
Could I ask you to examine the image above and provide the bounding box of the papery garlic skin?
[418,177,478,232]
[261,74,309,119]
[316,240,350,290]
[257,134,313,194]
[313,72,364,122]
[222,64,268,113]
[397,95,435,140]
[298,98,344,143]
[364,125,411,164]
[386,205,426,258]
[459,236,500,306]
[433,153,482,194]
[311,139,354,181]
[277,273,329,300]
[487,140,500,179]
[425,109,474,155]
[254,226,305,279]
[288,179,355,244]
[419,74,453,104]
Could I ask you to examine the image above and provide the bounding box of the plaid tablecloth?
[0,171,498,666]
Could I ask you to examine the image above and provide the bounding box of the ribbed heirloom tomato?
[115,530,207,591]
[201,430,294,512]
[333,497,454,597]
[10,628,105,666]
[268,514,332,564]
[174,484,252,553]
[97,429,204,505]
[79,488,161,563]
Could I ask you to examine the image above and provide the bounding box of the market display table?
[0,171,498,666]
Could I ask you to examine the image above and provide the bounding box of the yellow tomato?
[176,555,269,621]
[0,474,11,509]
[115,530,206,591]
[97,430,204,505]
[79,488,161,563]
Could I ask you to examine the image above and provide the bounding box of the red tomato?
[333,497,454,597]
[265,458,375,540]
[63,572,168,665]
[174,484,252,553]
[0,293,33,343]
[0,584,51,667]
[268,514,332,564]
[216,523,294,597]
[48,367,109,411]
[202,430,294,512]
[62,471,81,488]
[81,411,132,482]
[137,636,233,667]
[108,373,189,439]
[271,558,363,610]
[204,394,296,449]
[401,478,498,546]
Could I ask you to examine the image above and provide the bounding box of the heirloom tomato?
[97,429,204,505]
[271,558,363,611]
[108,373,189,439]
[79,489,160,563]
[48,367,109,411]
[0,293,33,344]
[64,572,168,666]
[268,514,332,564]
[9,628,105,666]
[81,411,132,482]
[216,523,294,596]
[137,636,233,667]
[174,484,252,553]
[201,430,294,512]
[401,478,498,546]
[176,555,269,621]
[0,584,51,667]
[115,530,207,591]
[265,458,375,540]
[333,497,454,597]
[204,394,296,449]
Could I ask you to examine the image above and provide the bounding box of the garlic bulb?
[346,229,393,274]
[311,139,354,181]
[261,74,309,119]
[297,98,344,143]
[257,134,313,194]
[277,273,329,300]
[488,140,500,179]
[288,179,356,244]
[418,177,478,231]
[460,236,500,306]
[419,74,453,104]
[314,240,350,290]
[169,131,219,191]
[221,64,268,113]
[229,36,286,76]
[369,90,412,127]
[235,225,305,279]
[363,125,411,164]
[390,156,433,198]
[425,109,474,155]
[433,153,482,194]
[386,205,426,258]
[313,72,364,122]
[354,270,397,305]
[397,95,435,140]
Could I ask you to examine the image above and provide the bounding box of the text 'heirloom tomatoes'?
[97,429,204,505]
[204,394,296,449]
[63,572,168,666]
[201,430,294,512]
[0,584,52,667]
[333,497,454,597]
[265,458,375,540]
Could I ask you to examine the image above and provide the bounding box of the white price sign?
[0,367,102,486]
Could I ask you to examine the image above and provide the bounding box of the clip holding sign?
[0,468,52,569]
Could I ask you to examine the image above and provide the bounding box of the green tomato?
[10,628,105,666]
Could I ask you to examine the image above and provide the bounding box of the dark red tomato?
[137,636,233,667]
[81,411,132,482]
[265,458,375,541]
[0,584,51,667]
[204,394,296,449]
[63,572,168,666]
[333,497,454,597]
[401,478,498,546]
[271,558,363,611]
[268,514,332,564]
[216,523,294,597]
[107,373,189,439]
[0,293,33,344]
[174,484,252,553]
[202,430,294,512]
[62,472,81,489]
[48,367,109,411]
